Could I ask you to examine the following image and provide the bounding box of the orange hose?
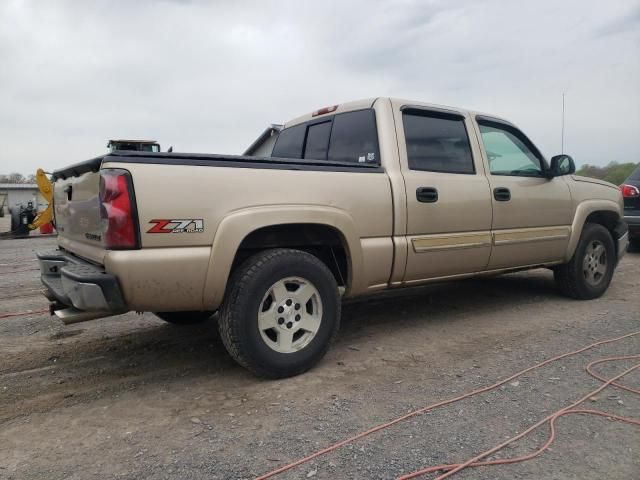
[395,409,639,477]
[254,331,640,480]
[399,356,640,479]
[587,355,640,395]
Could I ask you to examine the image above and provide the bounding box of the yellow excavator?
[0,169,52,238]
[27,168,54,231]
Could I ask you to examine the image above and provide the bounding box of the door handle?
[416,187,438,203]
[63,185,73,201]
[493,187,511,202]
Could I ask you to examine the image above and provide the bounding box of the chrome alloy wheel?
[258,276,323,354]
[582,240,607,287]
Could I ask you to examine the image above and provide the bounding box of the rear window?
[629,165,640,181]
[303,121,332,160]
[271,109,380,165]
[328,109,379,164]
[271,123,305,159]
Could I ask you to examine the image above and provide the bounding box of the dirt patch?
[0,237,638,479]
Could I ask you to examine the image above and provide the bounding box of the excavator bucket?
[28,168,54,230]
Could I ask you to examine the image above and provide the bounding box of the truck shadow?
[0,268,599,420]
[11,271,557,380]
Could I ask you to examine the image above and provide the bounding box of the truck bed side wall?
[100,160,394,311]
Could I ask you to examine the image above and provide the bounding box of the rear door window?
[403,111,475,174]
[271,123,306,159]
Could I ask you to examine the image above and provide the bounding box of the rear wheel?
[154,311,214,325]
[219,248,340,378]
[10,209,19,231]
[554,223,615,299]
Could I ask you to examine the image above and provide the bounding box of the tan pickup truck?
[38,98,629,378]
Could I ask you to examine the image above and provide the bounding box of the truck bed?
[52,151,382,181]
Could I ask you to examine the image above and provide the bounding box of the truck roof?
[283,97,512,129]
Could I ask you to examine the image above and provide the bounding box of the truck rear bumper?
[38,250,127,323]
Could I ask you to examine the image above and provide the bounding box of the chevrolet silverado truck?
[38,98,629,378]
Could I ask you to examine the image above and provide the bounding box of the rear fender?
[202,206,363,310]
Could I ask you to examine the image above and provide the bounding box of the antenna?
[561,93,565,154]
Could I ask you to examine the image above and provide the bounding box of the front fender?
[202,205,364,310]
[565,200,621,261]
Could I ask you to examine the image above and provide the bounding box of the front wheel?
[219,248,340,378]
[554,223,615,299]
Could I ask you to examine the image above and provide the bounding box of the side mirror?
[548,154,575,178]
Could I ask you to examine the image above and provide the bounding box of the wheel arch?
[202,206,364,310]
[566,200,622,261]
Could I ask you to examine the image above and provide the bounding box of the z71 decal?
[147,219,204,233]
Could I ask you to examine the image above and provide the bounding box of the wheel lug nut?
[278,318,284,325]
[286,299,292,306]
[295,314,301,321]
[294,303,301,310]
[277,306,284,313]
[286,322,293,329]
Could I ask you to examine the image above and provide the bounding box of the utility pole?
[561,93,565,154]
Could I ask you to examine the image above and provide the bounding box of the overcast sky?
[1,0,639,174]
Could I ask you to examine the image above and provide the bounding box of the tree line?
[575,162,638,186]
[0,173,37,184]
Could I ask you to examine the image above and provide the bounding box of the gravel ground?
[0,236,638,480]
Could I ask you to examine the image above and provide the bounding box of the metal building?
[0,184,46,216]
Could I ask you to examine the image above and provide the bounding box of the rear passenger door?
[396,105,493,282]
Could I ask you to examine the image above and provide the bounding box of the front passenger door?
[474,118,573,269]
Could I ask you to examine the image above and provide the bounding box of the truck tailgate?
[53,170,105,264]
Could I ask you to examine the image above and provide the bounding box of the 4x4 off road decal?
[147,219,204,233]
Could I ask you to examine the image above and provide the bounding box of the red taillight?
[100,169,139,249]
[619,184,640,198]
[312,105,338,117]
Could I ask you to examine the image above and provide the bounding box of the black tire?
[10,209,29,236]
[10,209,19,231]
[219,248,340,379]
[554,223,615,299]
[154,311,214,325]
